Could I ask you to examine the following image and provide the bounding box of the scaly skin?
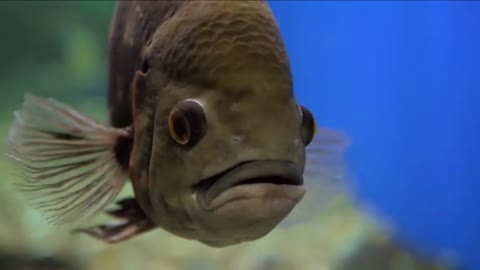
[105,0,311,247]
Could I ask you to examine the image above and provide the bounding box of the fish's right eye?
[298,105,317,146]
[168,99,207,147]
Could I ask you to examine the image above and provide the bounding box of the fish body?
[6,0,349,247]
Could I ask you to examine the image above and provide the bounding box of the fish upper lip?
[193,160,303,210]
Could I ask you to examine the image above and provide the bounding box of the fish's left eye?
[168,99,207,147]
[298,105,317,146]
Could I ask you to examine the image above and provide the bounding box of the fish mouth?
[193,160,304,211]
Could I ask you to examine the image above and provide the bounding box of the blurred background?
[0,1,477,270]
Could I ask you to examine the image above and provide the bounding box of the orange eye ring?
[168,108,191,145]
[168,99,207,147]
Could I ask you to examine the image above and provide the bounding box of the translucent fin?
[5,94,131,227]
[72,198,155,243]
[279,127,351,228]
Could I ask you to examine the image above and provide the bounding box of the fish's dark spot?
[231,135,242,144]
[141,59,149,73]
[114,136,133,171]
[49,132,83,141]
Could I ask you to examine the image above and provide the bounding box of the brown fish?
[5,0,350,247]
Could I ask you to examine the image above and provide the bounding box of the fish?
[5,0,350,247]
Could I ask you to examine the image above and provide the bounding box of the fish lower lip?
[194,160,303,210]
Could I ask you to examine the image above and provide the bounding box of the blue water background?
[268,1,480,269]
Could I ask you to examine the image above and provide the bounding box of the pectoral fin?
[5,94,131,226]
[73,198,155,243]
[280,127,352,228]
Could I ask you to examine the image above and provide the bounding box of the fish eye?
[168,99,207,147]
[298,105,317,146]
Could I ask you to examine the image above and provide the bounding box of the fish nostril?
[231,135,242,144]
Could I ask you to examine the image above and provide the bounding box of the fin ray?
[72,198,155,244]
[5,94,130,226]
[280,127,351,228]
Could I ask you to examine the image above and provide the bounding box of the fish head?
[129,1,318,247]
[136,72,318,247]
